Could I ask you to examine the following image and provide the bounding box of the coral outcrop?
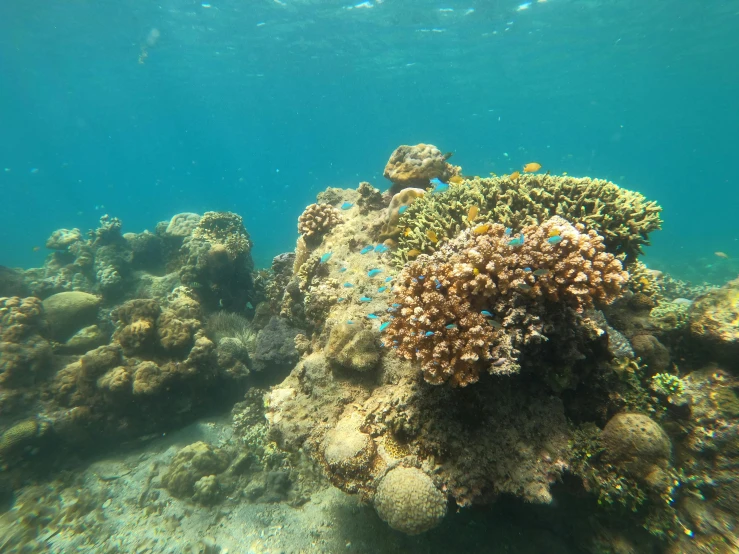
[161,441,232,505]
[395,174,662,263]
[297,203,342,246]
[688,276,739,366]
[383,144,459,194]
[383,216,628,386]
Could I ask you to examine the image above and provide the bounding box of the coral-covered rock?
[42,291,101,341]
[373,466,447,535]
[383,216,628,386]
[383,144,457,194]
[160,441,231,505]
[325,323,380,372]
[631,334,670,374]
[322,412,375,478]
[45,228,83,250]
[252,317,300,372]
[297,203,342,246]
[689,276,739,364]
[0,296,52,387]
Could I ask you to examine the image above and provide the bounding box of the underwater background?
[1,0,738,282]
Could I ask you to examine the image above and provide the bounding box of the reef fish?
[367,268,383,277]
[407,249,421,258]
[360,245,374,254]
[339,266,348,272]
[445,323,457,329]
[449,175,465,185]
[481,310,494,317]
[375,244,389,253]
[425,331,435,336]
[509,171,520,180]
[533,268,550,277]
[340,201,354,210]
[429,178,449,193]
[359,296,372,302]
[404,227,412,237]
[523,162,541,173]
[517,283,532,291]
[505,227,512,236]
[367,314,379,319]
[508,235,525,247]
[426,230,439,243]
[378,286,387,292]
[467,205,479,222]
[398,205,409,214]
[385,276,394,282]
[548,235,562,245]
[347,320,354,324]
[379,321,390,331]
[715,251,729,259]
[473,224,490,235]
[343,282,354,288]
[488,319,502,329]
[320,252,333,264]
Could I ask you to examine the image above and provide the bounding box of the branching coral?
[383,216,628,386]
[297,203,342,246]
[395,174,662,263]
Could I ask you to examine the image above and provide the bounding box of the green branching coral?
[394,174,662,264]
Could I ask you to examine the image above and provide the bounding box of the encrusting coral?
[395,173,662,263]
[383,144,459,194]
[297,203,342,246]
[383,216,628,386]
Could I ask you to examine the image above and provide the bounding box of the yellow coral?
[297,203,342,245]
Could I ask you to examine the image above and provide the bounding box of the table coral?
[383,216,628,386]
[383,144,459,194]
[395,174,662,263]
[297,203,342,246]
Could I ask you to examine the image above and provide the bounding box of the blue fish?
[387,307,396,313]
[418,275,425,280]
[425,331,435,336]
[392,303,401,308]
[367,269,383,277]
[524,267,532,272]
[429,178,449,193]
[398,205,409,214]
[445,324,457,329]
[379,322,390,331]
[378,286,387,292]
[320,252,333,264]
[360,245,374,254]
[367,313,379,319]
[341,201,354,210]
[505,228,512,236]
[360,296,372,302]
[435,279,442,289]
[481,310,494,317]
[339,266,348,273]
[337,297,345,302]
[385,276,393,282]
[508,235,524,247]
[548,235,562,245]
[343,282,354,288]
[347,320,354,324]
[375,244,389,253]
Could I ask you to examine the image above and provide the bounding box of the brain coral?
[383,144,458,194]
[383,216,628,386]
[297,203,342,246]
[373,466,447,535]
[395,174,662,263]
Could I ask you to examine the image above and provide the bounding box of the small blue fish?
[360,245,373,254]
[425,331,435,336]
[320,252,333,264]
[505,228,512,236]
[418,275,424,280]
[481,310,494,317]
[379,322,390,331]
[392,303,401,308]
[360,296,372,302]
[385,276,393,282]
[523,267,532,272]
[347,320,354,324]
[343,282,354,288]
[378,286,387,292]
[367,313,379,319]
[508,236,524,247]
[340,201,354,210]
[445,324,457,329]
[375,244,389,253]
[430,178,449,193]
[435,279,442,289]
[517,283,532,291]
[337,297,345,302]
[398,205,408,214]
[339,266,348,273]
[489,319,502,329]
[387,307,396,313]
[548,235,562,245]
[533,269,550,277]
[368,269,383,277]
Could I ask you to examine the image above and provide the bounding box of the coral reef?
[383,144,459,194]
[383,216,628,386]
[379,187,426,240]
[297,203,342,246]
[395,174,662,263]
[0,296,52,388]
[160,441,232,505]
[688,276,739,366]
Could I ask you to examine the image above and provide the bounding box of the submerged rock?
[42,291,101,342]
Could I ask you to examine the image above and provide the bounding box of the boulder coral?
[395,174,662,263]
[383,216,628,386]
[383,144,459,194]
[160,441,232,505]
[379,187,426,240]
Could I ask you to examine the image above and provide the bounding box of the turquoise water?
[1,0,737,281]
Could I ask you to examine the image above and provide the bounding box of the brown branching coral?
[297,203,342,246]
[383,216,628,386]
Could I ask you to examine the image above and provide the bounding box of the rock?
[59,324,107,354]
[42,291,101,341]
[252,317,300,372]
[0,266,29,297]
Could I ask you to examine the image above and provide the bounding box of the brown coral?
[383,144,458,194]
[383,216,628,386]
[297,203,342,246]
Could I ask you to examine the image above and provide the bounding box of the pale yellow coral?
[297,203,342,245]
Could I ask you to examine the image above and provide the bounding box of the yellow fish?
[32,246,42,252]
[489,172,498,177]
[523,162,541,173]
[548,228,561,238]
[404,227,412,237]
[715,251,729,259]
[473,223,490,235]
[426,230,439,243]
[473,268,480,276]
[467,205,479,222]
[407,249,421,258]
[449,175,465,185]
[509,171,520,180]
[562,171,568,176]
